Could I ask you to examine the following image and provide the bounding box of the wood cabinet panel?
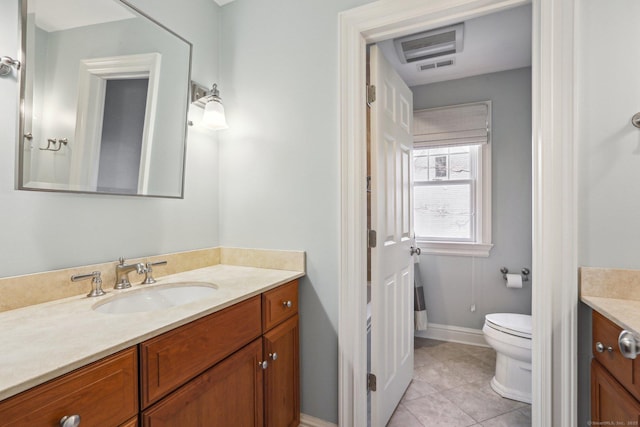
[592,359,640,425]
[120,417,138,427]
[140,295,262,408]
[592,311,632,386]
[0,348,138,427]
[142,339,264,427]
[264,315,300,427]
[262,280,298,330]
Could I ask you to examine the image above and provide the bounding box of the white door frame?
[72,53,161,193]
[338,0,577,426]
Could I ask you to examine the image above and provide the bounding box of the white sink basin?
[93,282,218,314]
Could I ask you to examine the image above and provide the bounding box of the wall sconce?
[191,82,228,130]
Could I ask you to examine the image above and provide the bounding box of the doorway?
[338,1,578,426]
[367,6,532,424]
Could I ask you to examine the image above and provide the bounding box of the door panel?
[264,315,300,427]
[369,44,414,427]
[142,339,263,427]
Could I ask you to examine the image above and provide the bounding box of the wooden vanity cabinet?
[591,311,640,424]
[0,347,138,427]
[0,280,300,427]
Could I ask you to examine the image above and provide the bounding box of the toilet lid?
[485,313,532,339]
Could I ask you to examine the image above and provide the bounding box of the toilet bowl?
[482,313,532,404]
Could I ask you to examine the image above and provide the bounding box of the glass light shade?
[202,99,228,130]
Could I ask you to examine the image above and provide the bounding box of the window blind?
[413,101,491,148]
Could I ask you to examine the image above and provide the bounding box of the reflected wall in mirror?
[19,0,192,198]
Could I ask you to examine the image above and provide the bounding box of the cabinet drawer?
[592,311,633,394]
[140,295,262,408]
[0,347,138,427]
[263,280,298,331]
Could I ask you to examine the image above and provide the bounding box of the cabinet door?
[264,315,300,427]
[592,359,640,425]
[142,339,264,427]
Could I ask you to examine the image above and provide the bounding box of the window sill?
[417,241,494,257]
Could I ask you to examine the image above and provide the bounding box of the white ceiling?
[377,4,532,87]
[29,0,134,32]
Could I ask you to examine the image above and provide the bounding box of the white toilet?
[482,313,532,404]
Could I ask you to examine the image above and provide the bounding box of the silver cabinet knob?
[269,352,278,361]
[595,342,613,353]
[259,360,268,370]
[410,246,421,256]
[283,300,293,308]
[619,330,639,359]
[60,415,81,427]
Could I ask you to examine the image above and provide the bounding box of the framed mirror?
[18,0,192,198]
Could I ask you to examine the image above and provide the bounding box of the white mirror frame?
[72,53,161,194]
[338,0,577,426]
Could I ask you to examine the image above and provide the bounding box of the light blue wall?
[411,67,532,330]
[0,0,221,277]
[576,1,640,425]
[218,0,373,422]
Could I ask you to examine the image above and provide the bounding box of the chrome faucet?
[115,257,145,289]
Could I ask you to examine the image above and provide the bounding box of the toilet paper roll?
[506,273,523,288]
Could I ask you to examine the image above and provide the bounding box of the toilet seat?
[485,313,531,339]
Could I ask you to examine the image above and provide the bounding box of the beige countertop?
[580,266,640,337]
[581,296,640,336]
[0,264,304,401]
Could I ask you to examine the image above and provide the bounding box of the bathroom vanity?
[581,267,640,425]
[0,253,303,427]
[590,311,640,424]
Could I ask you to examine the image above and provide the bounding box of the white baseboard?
[299,413,338,427]
[415,322,489,347]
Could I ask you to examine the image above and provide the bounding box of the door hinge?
[367,84,376,106]
[368,229,377,248]
[367,373,377,391]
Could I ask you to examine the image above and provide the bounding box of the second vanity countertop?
[0,264,304,401]
[580,266,640,338]
[581,296,640,337]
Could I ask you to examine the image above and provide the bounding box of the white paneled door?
[369,44,414,427]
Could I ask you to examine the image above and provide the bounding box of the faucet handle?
[71,271,106,297]
[141,260,168,284]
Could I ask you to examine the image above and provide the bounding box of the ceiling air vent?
[394,24,464,64]
[418,58,456,72]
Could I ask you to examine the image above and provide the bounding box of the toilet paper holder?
[500,267,530,282]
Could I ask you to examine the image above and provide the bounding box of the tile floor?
[387,338,531,427]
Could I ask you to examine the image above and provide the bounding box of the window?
[413,102,493,257]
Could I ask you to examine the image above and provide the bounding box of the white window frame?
[414,101,493,257]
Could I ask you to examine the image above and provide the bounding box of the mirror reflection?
[19,0,192,198]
